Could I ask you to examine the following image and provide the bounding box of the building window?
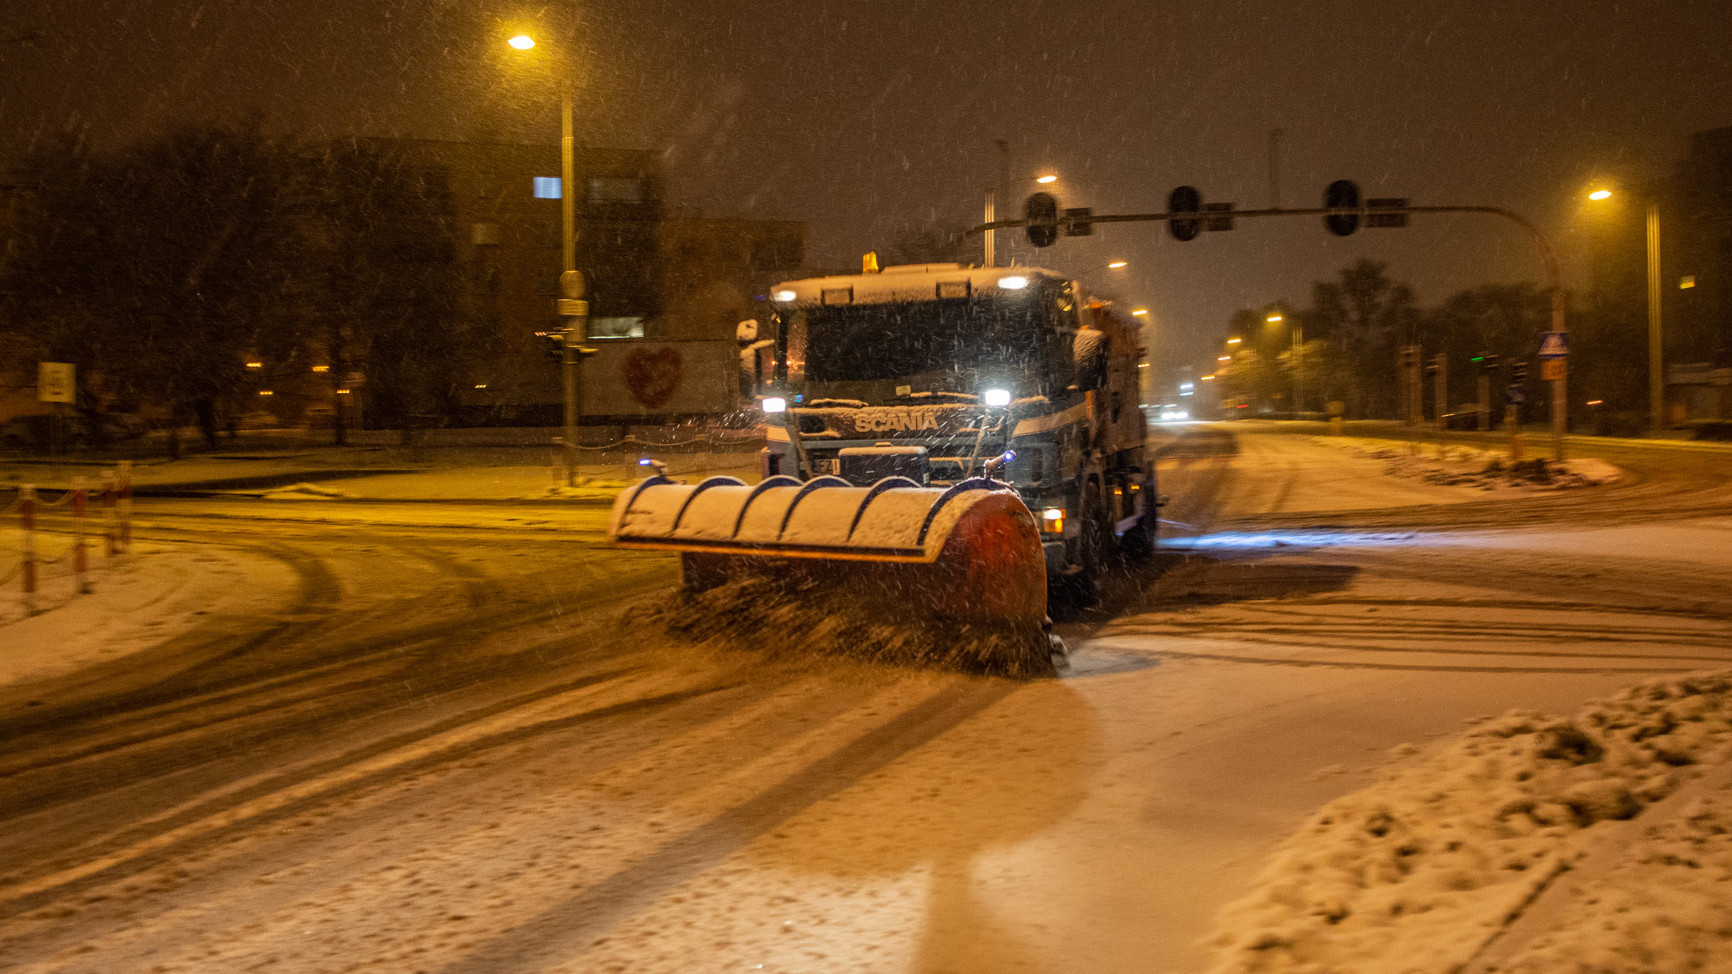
[589,317,645,339]
[532,176,562,199]
[587,176,644,204]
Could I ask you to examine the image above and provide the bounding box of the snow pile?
[635,575,1057,679]
[1204,672,1732,974]
[1335,440,1622,492]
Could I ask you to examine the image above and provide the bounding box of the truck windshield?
[801,296,1052,384]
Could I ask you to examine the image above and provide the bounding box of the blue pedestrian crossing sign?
[1537,331,1569,359]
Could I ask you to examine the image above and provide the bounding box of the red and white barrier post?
[101,469,118,562]
[72,475,91,594]
[20,484,38,616]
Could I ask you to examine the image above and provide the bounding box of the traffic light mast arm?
[969,201,1565,335]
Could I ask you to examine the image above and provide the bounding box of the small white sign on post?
[38,362,75,404]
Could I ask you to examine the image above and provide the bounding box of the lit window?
[588,317,645,339]
[1680,276,1696,289]
[532,177,562,200]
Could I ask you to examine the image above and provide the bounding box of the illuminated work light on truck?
[773,289,797,303]
[761,397,787,414]
[997,275,1029,290]
[983,387,1012,407]
[1041,508,1066,534]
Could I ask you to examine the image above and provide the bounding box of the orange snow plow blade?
[609,475,1047,630]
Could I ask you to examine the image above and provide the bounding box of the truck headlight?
[762,397,787,413]
[983,387,1012,407]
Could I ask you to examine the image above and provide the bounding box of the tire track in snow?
[431,680,1016,974]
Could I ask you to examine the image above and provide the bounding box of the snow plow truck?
[609,260,1155,659]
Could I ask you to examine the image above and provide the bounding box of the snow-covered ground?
[4,426,1730,973]
[1204,673,1732,974]
[0,538,294,685]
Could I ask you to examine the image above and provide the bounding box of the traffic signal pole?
[974,198,1569,460]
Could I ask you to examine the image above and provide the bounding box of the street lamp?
[1587,186,1664,431]
[510,31,589,485]
[983,144,1059,267]
[1265,311,1303,417]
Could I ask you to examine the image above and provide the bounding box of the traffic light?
[537,330,564,363]
[1168,185,1202,242]
[1481,353,1501,374]
[1510,361,1527,383]
[1324,179,1362,236]
[1024,192,1060,247]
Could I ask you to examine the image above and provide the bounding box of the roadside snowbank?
[1204,671,1732,974]
[0,541,295,687]
[1319,438,1622,493]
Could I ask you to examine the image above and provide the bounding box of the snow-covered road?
[3,426,1729,973]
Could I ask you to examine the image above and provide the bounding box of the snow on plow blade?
[609,475,1047,629]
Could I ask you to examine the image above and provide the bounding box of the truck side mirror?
[1073,330,1109,392]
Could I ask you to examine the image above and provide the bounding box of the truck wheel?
[1055,494,1110,610]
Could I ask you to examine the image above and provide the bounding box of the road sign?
[1506,384,1526,405]
[1541,358,1566,381]
[1367,198,1409,228]
[1061,207,1093,236]
[38,362,75,404]
[1537,331,1569,358]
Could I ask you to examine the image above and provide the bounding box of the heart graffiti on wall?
[623,347,683,408]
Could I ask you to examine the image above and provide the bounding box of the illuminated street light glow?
[1035,174,1058,184]
[1200,375,1216,381]
[1218,355,1231,361]
[1107,260,1128,269]
[508,34,535,49]
[1588,188,1612,200]
[1131,308,1148,316]
[1266,313,1283,322]
[1227,337,1242,344]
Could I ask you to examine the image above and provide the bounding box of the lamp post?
[511,32,590,485]
[983,143,1057,267]
[1588,186,1664,433]
[1266,312,1303,417]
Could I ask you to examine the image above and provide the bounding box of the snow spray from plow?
[609,474,1057,676]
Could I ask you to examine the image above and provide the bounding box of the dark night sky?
[5,0,1731,377]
